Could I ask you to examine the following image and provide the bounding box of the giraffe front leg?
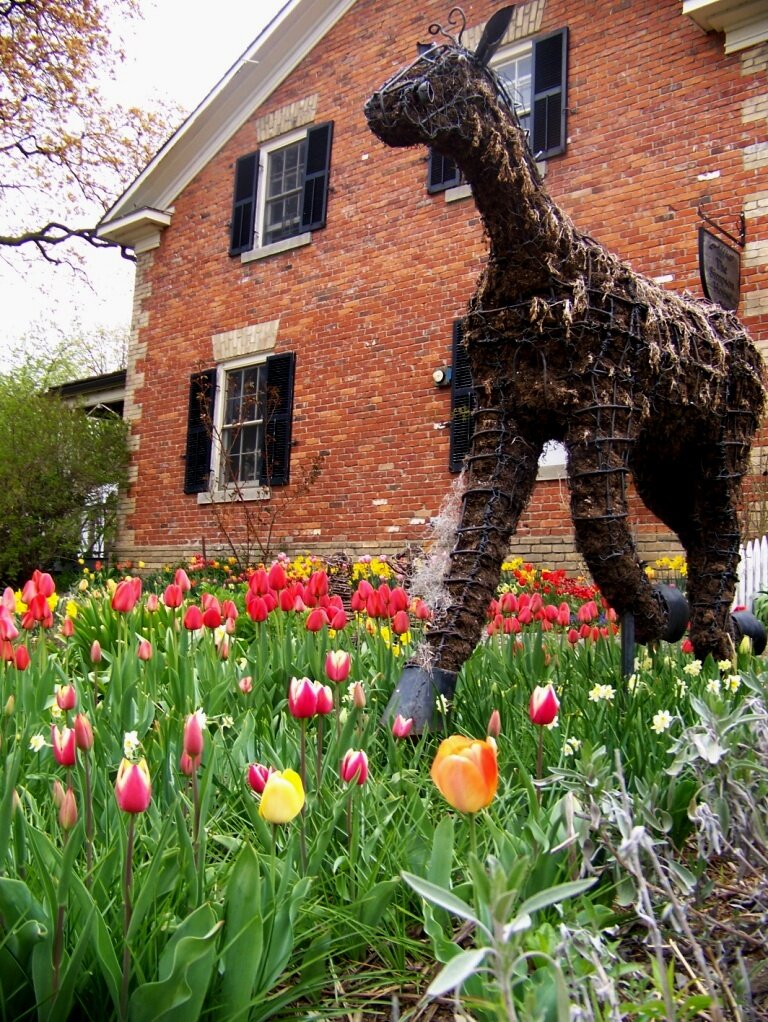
[567,417,688,645]
[384,402,543,729]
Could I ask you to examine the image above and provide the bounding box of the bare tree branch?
[0,223,135,263]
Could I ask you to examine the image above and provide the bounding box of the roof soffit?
[100,0,358,228]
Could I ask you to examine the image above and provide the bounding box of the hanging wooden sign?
[699,226,740,311]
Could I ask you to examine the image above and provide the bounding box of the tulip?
[183,605,204,630]
[111,578,142,613]
[114,758,152,813]
[59,787,78,830]
[350,680,366,710]
[305,607,328,632]
[52,778,66,808]
[60,616,75,638]
[175,568,192,592]
[137,638,153,661]
[246,594,269,622]
[330,608,348,630]
[267,562,287,591]
[258,769,304,823]
[74,713,94,750]
[90,640,103,663]
[14,645,30,670]
[392,714,413,739]
[341,748,369,786]
[247,762,274,794]
[51,724,77,767]
[179,751,198,777]
[56,684,77,711]
[238,675,253,694]
[487,708,501,738]
[316,684,334,715]
[288,676,318,718]
[163,583,183,608]
[391,610,411,636]
[183,709,206,760]
[529,684,559,725]
[0,608,19,642]
[430,735,498,813]
[325,649,351,683]
[248,568,269,595]
[202,606,222,629]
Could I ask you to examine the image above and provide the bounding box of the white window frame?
[248,128,312,260]
[198,354,271,504]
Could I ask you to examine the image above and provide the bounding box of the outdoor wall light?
[432,366,452,388]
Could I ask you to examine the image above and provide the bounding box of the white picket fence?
[735,535,768,610]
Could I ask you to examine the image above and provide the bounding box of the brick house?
[97,0,768,572]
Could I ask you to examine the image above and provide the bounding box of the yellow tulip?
[259,769,305,824]
[430,735,498,813]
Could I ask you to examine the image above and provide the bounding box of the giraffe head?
[364,6,517,153]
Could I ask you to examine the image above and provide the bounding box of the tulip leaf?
[219,843,264,1019]
[126,812,176,942]
[426,947,490,998]
[129,904,221,1022]
[401,872,489,935]
[515,877,596,920]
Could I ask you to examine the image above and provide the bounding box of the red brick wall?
[118,0,768,570]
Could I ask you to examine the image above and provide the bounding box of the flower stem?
[120,815,136,1022]
[535,729,544,804]
[84,756,94,887]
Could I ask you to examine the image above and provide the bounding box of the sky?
[0,0,287,368]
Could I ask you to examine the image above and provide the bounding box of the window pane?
[498,51,531,115]
[220,364,264,484]
[264,138,306,245]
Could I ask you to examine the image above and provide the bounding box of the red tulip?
[183,605,204,630]
[51,724,76,767]
[389,587,409,613]
[528,684,560,726]
[268,562,287,591]
[330,608,348,630]
[202,606,222,629]
[391,610,410,636]
[112,578,142,613]
[115,758,152,813]
[246,594,269,622]
[183,709,206,760]
[14,645,30,670]
[248,568,269,595]
[340,749,369,786]
[60,616,75,638]
[305,607,328,632]
[163,584,183,608]
[316,684,334,715]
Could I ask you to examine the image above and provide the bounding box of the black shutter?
[449,321,474,473]
[261,352,295,486]
[531,28,568,159]
[427,150,462,193]
[301,122,333,231]
[184,369,216,493]
[229,152,259,255]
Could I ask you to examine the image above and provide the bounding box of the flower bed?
[0,557,765,1020]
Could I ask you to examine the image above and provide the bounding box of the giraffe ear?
[474,6,515,65]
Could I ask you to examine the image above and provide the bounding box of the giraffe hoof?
[382,663,457,732]
[654,583,689,643]
[731,610,767,655]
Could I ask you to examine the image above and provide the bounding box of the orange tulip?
[430,735,498,813]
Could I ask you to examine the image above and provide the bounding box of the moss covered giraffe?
[365,6,767,728]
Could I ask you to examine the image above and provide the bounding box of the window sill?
[443,161,547,203]
[241,232,311,263]
[537,462,567,481]
[197,485,271,505]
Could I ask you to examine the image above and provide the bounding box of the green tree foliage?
[0,360,128,586]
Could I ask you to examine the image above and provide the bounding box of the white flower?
[724,674,741,693]
[588,683,615,703]
[674,676,688,697]
[123,730,140,759]
[706,678,721,695]
[435,693,451,716]
[627,673,640,693]
[545,715,559,730]
[717,659,733,673]
[50,705,63,721]
[651,710,672,734]
[29,734,46,753]
[219,714,233,730]
[683,659,703,677]
[563,737,582,757]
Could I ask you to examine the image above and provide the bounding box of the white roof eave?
[99,0,357,235]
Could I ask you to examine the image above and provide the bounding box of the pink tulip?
[247,762,274,794]
[0,608,19,642]
[175,568,192,592]
[183,710,206,760]
[163,584,183,608]
[340,749,369,786]
[325,649,351,683]
[288,677,318,718]
[56,685,77,711]
[316,684,334,715]
[529,684,560,726]
[74,713,94,750]
[60,616,75,638]
[392,714,413,739]
[51,724,76,767]
[238,676,253,694]
[58,787,78,831]
[115,758,152,813]
[90,640,103,663]
[145,594,160,612]
[137,638,153,661]
[487,708,502,738]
